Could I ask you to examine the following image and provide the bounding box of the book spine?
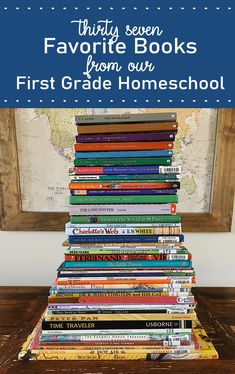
[64,254,190,261]
[46,313,196,321]
[66,227,182,236]
[75,150,173,158]
[70,166,181,175]
[74,157,172,166]
[75,141,174,152]
[63,259,191,268]
[69,182,180,190]
[69,204,177,216]
[76,132,176,143]
[70,214,181,224]
[69,195,178,205]
[56,277,193,285]
[77,123,178,135]
[70,176,179,182]
[68,234,184,244]
[48,295,194,304]
[66,222,182,228]
[64,247,186,254]
[42,320,192,330]
[70,189,178,196]
[75,113,177,124]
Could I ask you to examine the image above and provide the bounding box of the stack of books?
[19,112,218,361]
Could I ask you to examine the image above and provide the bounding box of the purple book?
[76,132,176,143]
[70,189,178,196]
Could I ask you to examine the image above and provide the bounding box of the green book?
[70,214,181,224]
[71,174,179,182]
[69,195,178,205]
[74,157,172,167]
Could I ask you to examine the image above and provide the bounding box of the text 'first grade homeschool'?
[16,75,225,92]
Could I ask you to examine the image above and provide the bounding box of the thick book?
[69,166,181,175]
[75,113,177,124]
[70,214,181,224]
[74,141,174,152]
[74,157,172,166]
[69,195,178,205]
[42,320,192,331]
[65,226,182,237]
[64,254,190,261]
[75,150,173,158]
[69,204,177,215]
[76,132,176,143]
[63,260,191,269]
[69,182,180,190]
[77,122,178,135]
[48,294,194,304]
[68,234,184,244]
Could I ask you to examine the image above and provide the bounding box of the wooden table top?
[0,287,235,374]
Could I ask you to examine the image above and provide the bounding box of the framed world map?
[0,108,234,232]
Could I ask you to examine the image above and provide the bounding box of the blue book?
[68,235,184,244]
[75,150,173,159]
[63,260,192,268]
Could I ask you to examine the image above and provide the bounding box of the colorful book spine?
[74,157,172,167]
[42,320,192,330]
[77,123,178,135]
[64,254,191,261]
[70,175,179,182]
[69,195,178,205]
[63,259,190,269]
[70,189,178,196]
[66,222,181,228]
[69,166,181,175]
[69,182,180,190]
[67,234,184,244]
[69,204,177,216]
[74,141,174,152]
[48,294,194,304]
[76,132,176,143]
[46,313,196,321]
[70,214,181,224]
[66,228,182,236]
[75,150,173,158]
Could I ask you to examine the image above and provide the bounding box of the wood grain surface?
[0,108,234,232]
[0,287,235,374]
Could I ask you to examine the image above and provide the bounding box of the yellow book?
[45,313,197,322]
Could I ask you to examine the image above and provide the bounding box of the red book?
[74,141,174,152]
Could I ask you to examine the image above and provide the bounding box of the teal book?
[69,195,178,205]
[63,260,192,268]
[74,157,172,167]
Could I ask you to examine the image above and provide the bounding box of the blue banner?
[0,0,234,107]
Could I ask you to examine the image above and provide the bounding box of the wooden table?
[0,287,235,374]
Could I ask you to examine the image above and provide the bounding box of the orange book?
[74,141,173,152]
[77,122,178,134]
[69,182,179,190]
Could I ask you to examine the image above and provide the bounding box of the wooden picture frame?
[0,108,234,232]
